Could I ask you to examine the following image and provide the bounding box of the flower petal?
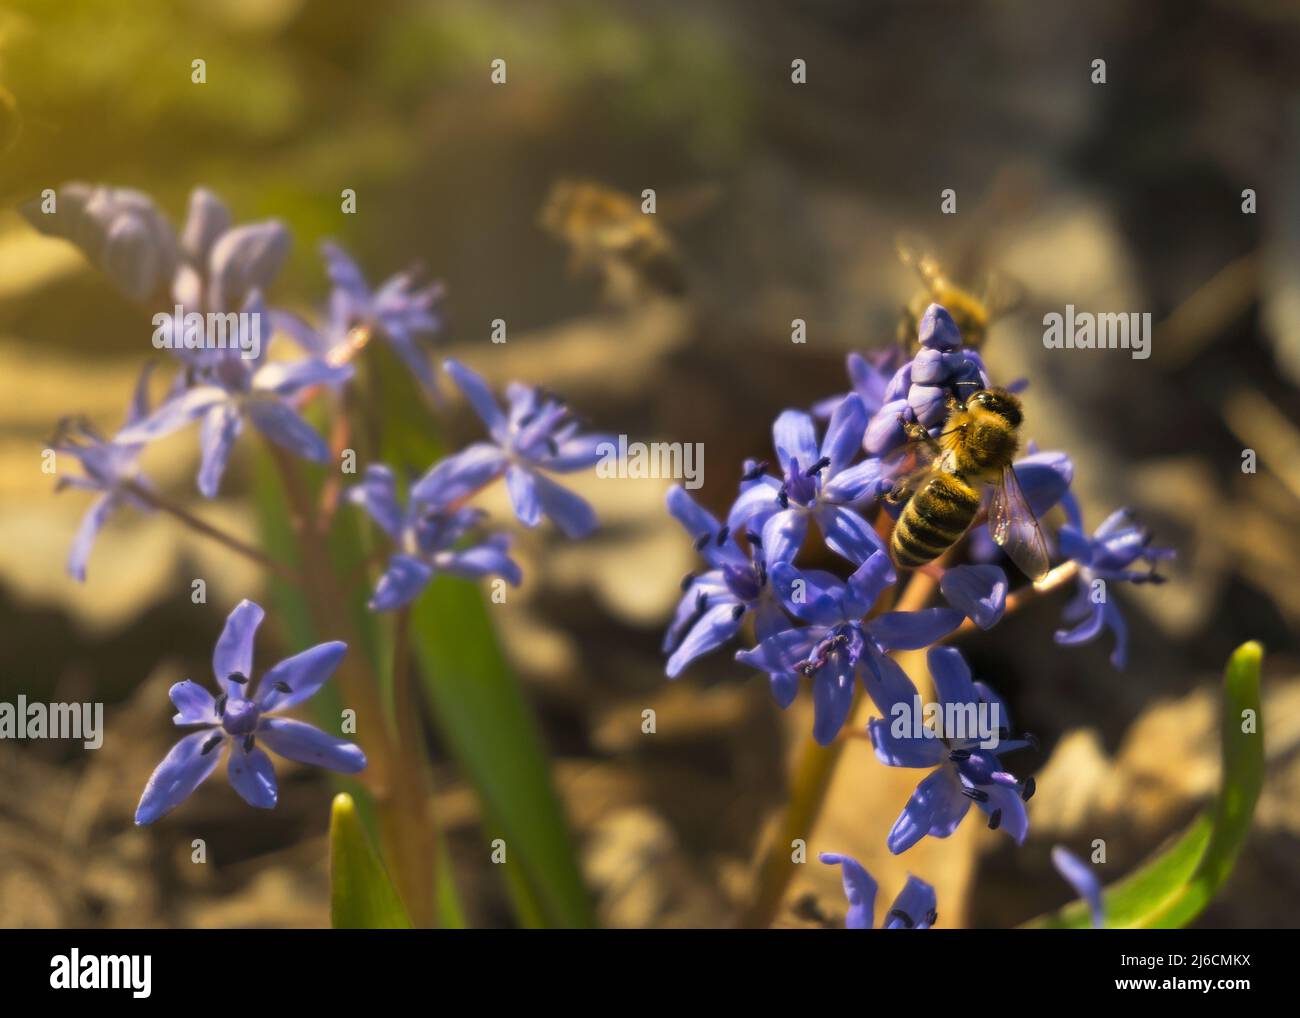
[940,564,1007,630]
[257,640,347,712]
[213,599,264,694]
[818,853,878,929]
[819,394,867,476]
[531,469,598,538]
[772,409,819,474]
[927,646,979,709]
[246,398,330,463]
[868,607,963,651]
[816,504,884,565]
[116,386,228,445]
[227,742,278,809]
[666,602,743,678]
[369,554,434,612]
[347,464,405,540]
[443,358,506,439]
[868,718,947,768]
[257,716,366,774]
[760,507,809,569]
[437,534,523,585]
[978,783,1029,845]
[887,768,969,854]
[884,875,938,929]
[1051,846,1104,928]
[66,493,119,582]
[134,729,223,824]
[412,442,508,507]
[170,680,218,725]
[812,657,856,745]
[197,402,243,498]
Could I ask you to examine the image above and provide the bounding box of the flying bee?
[895,234,1021,350]
[541,179,715,301]
[886,387,1050,581]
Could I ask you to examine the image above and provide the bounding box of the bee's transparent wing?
[990,464,1051,580]
[883,430,947,505]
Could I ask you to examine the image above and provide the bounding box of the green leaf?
[330,793,412,929]
[1027,641,1265,929]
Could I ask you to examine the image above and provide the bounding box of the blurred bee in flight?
[895,233,1022,351]
[886,386,1050,581]
[540,179,717,303]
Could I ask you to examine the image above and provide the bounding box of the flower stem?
[741,568,939,929]
[264,442,441,927]
[125,481,304,585]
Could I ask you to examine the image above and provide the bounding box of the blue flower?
[21,183,179,302]
[52,365,158,581]
[736,551,963,745]
[864,304,992,456]
[412,359,612,538]
[117,293,351,497]
[135,599,365,824]
[868,646,1034,854]
[812,347,904,421]
[171,188,291,315]
[349,463,522,611]
[662,485,790,677]
[727,395,886,567]
[1051,845,1104,928]
[1055,494,1174,668]
[275,242,444,391]
[819,852,937,929]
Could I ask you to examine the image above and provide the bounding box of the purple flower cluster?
[32,184,611,823]
[35,185,609,593]
[663,302,1174,925]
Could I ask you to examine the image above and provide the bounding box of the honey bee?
[886,387,1050,581]
[896,234,1021,350]
[540,179,693,300]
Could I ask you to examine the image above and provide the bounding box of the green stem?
[264,441,440,927]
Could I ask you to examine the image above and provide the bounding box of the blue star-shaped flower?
[349,463,522,611]
[135,600,365,824]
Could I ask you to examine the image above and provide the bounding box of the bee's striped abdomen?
[891,473,981,569]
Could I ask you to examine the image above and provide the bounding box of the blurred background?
[2,0,1299,928]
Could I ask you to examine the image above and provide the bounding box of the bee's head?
[965,387,1022,427]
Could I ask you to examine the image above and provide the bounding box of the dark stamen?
[988,808,1002,831]
[731,604,746,621]
[777,485,789,509]
[1020,777,1036,802]
[273,681,292,694]
[695,591,708,612]
[745,531,762,547]
[949,749,972,761]
[715,526,730,546]
[804,456,831,477]
[694,533,711,551]
[201,733,223,755]
[545,436,559,457]
[888,909,915,929]
[741,461,769,482]
[926,908,938,926]
[242,734,255,753]
[680,572,696,591]
[962,787,989,803]
[214,693,228,717]
[227,672,248,686]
